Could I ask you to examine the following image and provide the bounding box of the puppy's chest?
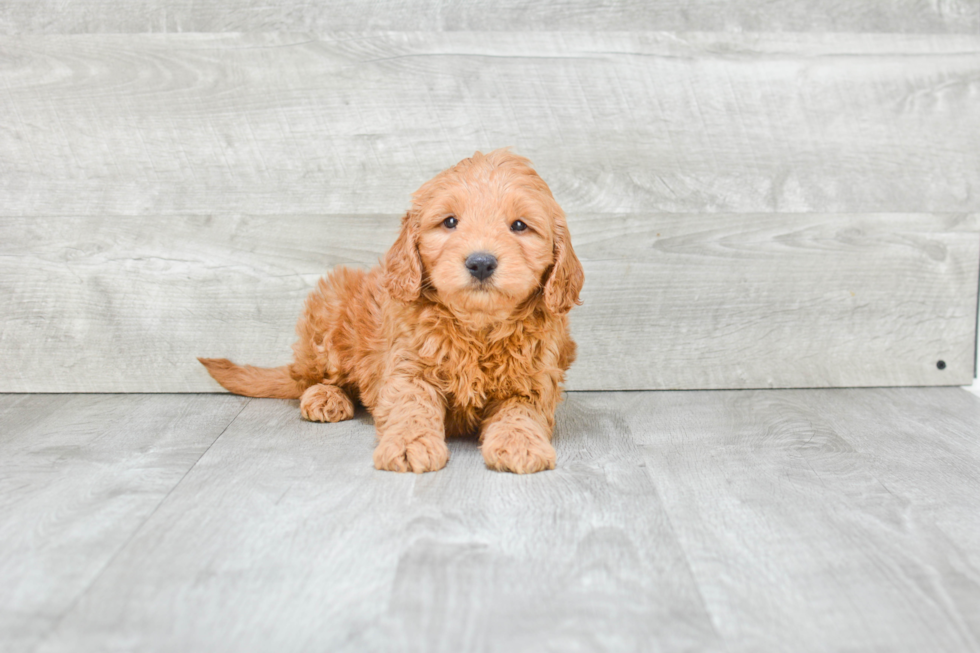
[419,335,540,409]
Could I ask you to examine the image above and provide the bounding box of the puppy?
[200,149,584,474]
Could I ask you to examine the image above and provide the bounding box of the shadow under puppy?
[200,149,584,474]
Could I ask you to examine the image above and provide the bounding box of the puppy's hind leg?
[300,384,355,423]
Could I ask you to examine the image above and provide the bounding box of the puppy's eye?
[510,220,528,232]
[442,216,458,229]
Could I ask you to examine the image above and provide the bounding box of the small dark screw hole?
[937,360,946,370]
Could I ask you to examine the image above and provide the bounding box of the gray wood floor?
[3,388,979,652]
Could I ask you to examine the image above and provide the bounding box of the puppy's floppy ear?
[543,209,584,314]
[382,211,423,303]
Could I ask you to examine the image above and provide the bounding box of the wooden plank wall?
[2,1,978,33]
[0,6,978,392]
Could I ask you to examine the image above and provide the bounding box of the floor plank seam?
[28,397,252,650]
[632,438,728,646]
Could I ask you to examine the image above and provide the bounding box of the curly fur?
[200,149,584,474]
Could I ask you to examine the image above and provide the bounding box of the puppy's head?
[383,149,584,323]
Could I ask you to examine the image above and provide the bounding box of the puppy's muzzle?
[465,252,497,281]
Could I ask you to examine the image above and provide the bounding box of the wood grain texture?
[818,387,980,576]
[2,0,978,34]
[614,387,980,652]
[1,213,976,392]
[29,395,720,653]
[0,393,247,653]
[4,387,978,651]
[1,33,978,217]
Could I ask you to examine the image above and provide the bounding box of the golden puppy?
[200,149,583,473]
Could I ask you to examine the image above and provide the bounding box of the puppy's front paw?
[301,384,355,422]
[481,423,556,474]
[373,432,449,473]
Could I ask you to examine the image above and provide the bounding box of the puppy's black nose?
[465,252,497,281]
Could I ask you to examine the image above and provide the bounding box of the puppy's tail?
[198,358,304,399]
